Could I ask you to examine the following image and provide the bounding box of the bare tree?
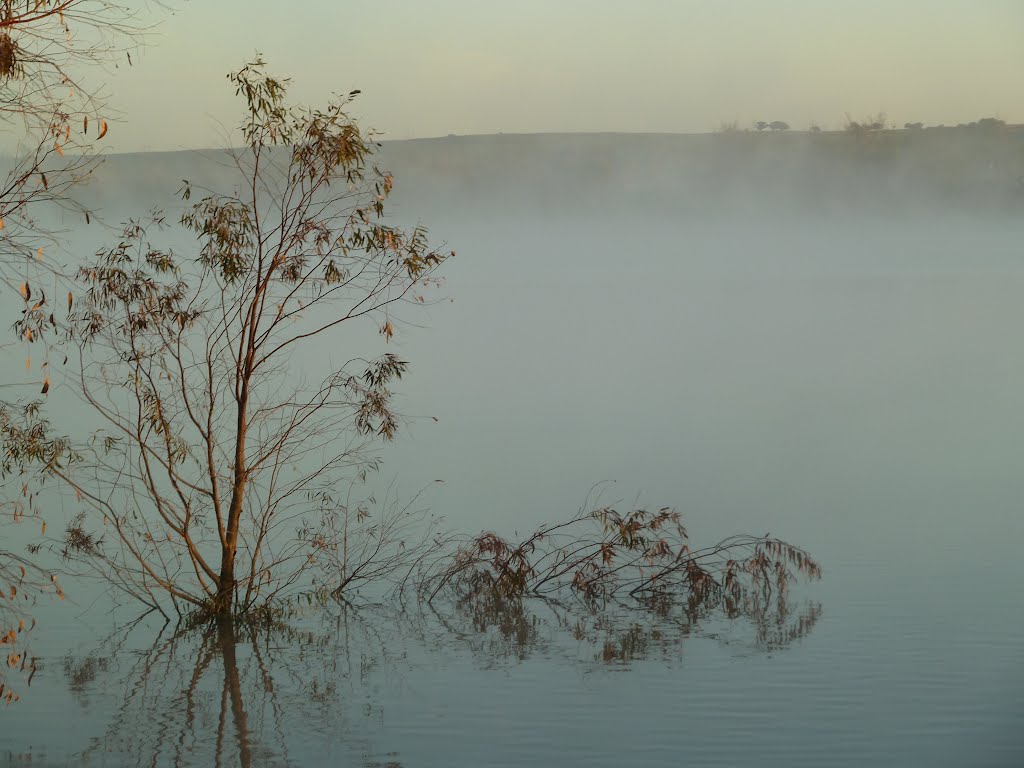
[46,57,452,618]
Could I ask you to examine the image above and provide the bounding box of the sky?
[78,0,1024,151]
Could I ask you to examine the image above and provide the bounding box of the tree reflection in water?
[65,613,403,767]
[59,596,820,766]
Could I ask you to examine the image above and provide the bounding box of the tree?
[755,121,768,132]
[47,58,452,618]
[976,117,1006,131]
[1,0,159,705]
[768,121,789,132]
[1,1,154,296]
[844,113,887,136]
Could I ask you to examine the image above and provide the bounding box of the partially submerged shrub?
[421,504,820,611]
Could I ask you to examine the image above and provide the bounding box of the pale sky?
[97,0,1024,152]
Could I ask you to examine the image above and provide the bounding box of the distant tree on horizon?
[977,117,1006,131]
[845,113,887,135]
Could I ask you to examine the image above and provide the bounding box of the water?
[3,185,1024,763]
[2,578,1020,766]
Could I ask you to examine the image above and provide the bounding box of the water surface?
[3,210,1023,766]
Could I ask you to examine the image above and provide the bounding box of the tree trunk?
[215,476,246,614]
[216,356,253,615]
[216,474,247,614]
[215,552,236,614]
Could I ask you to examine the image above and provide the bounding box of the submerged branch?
[418,504,821,614]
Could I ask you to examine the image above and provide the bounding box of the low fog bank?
[21,128,1024,564]
[384,129,1024,218]
[75,127,1024,222]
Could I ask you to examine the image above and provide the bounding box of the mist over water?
[4,132,1024,765]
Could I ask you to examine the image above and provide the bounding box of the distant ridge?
[99,122,1024,157]
[77,128,1024,217]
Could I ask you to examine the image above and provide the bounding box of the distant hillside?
[77,128,1024,221]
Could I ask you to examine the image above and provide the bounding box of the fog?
[84,126,1024,218]
[57,130,1024,566]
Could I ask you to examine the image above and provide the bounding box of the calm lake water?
[3,212,1024,766]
